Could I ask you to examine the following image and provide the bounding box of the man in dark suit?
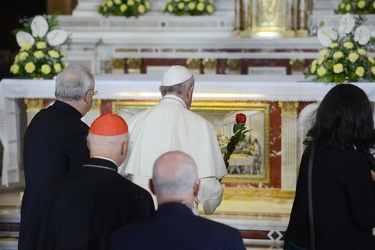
[23,113,155,250]
[110,151,245,250]
[19,65,96,249]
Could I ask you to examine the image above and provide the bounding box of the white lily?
[16,31,35,47]
[47,30,68,46]
[338,13,355,34]
[354,25,371,45]
[318,27,338,47]
[30,15,49,38]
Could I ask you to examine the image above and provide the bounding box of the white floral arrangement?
[335,0,375,14]
[162,0,214,16]
[306,13,375,84]
[9,14,69,79]
[98,0,150,18]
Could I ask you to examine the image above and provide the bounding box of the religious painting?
[112,101,270,184]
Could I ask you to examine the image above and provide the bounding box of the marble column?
[278,101,299,190]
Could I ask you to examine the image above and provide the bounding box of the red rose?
[235,113,246,124]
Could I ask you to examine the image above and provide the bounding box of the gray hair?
[55,65,95,101]
[152,151,198,198]
[160,75,194,96]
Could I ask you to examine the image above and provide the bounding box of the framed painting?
[112,100,271,184]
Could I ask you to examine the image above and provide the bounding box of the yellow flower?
[318,58,325,64]
[330,43,339,48]
[106,1,113,7]
[36,41,47,49]
[48,50,60,58]
[54,63,62,72]
[188,2,195,10]
[167,4,173,12]
[19,51,29,61]
[197,2,205,11]
[20,43,32,51]
[312,59,318,67]
[207,4,213,13]
[333,63,343,73]
[357,48,367,55]
[145,2,150,10]
[372,66,375,75]
[25,62,36,73]
[357,1,366,8]
[33,50,44,59]
[41,64,51,75]
[333,51,343,59]
[10,64,19,74]
[373,2,375,9]
[355,67,364,77]
[343,42,353,49]
[317,67,326,76]
[340,3,345,9]
[120,4,128,12]
[138,5,145,13]
[345,4,351,11]
[114,0,121,4]
[348,52,359,62]
[178,2,184,9]
[368,56,375,64]
[128,0,134,6]
[311,65,317,74]
[319,49,327,57]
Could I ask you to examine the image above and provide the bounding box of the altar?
[2,74,375,189]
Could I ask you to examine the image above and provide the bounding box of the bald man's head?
[151,151,199,206]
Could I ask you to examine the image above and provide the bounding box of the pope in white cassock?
[119,65,228,215]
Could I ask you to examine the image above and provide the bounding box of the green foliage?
[335,0,375,14]
[98,0,150,18]
[162,0,214,16]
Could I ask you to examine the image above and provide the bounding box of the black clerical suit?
[23,158,155,250]
[19,100,90,249]
[111,202,245,250]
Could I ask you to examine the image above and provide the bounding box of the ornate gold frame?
[112,100,271,184]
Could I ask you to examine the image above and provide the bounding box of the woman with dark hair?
[284,84,375,250]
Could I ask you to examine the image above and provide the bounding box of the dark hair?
[305,84,375,166]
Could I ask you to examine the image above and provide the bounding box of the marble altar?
[2,74,375,188]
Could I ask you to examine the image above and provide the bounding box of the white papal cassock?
[119,95,228,215]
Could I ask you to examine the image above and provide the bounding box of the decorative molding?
[126,58,142,74]
[24,98,44,111]
[186,58,201,74]
[289,59,305,75]
[226,59,241,75]
[202,59,217,74]
[278,101,299,115]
